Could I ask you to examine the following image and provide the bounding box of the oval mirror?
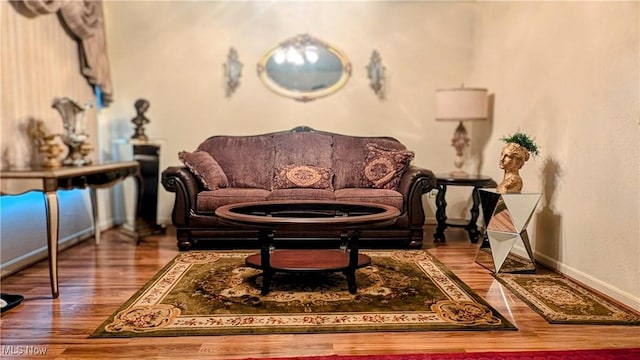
[257,34,351,102]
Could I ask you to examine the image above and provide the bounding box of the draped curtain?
[19,0,113,106]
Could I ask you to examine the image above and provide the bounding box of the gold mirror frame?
[256,34,352,102]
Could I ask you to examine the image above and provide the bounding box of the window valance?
[19,0,113,106]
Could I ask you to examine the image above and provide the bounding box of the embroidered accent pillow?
[178,150,229,190]
[273,164,334,190]
[362,143,414,190]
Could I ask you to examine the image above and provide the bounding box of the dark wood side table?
[0,161,142,298]
[433,174,497,244]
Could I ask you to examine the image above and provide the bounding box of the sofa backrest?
[197,135,274,189]
[272,132,333,169]
[196,127,408,190]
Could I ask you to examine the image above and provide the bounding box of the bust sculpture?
[131,99,150,142]
[497,132,539,194]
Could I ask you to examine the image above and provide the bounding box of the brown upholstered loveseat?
[161,126,436,251]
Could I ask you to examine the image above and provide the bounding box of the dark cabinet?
[133,144,166,235]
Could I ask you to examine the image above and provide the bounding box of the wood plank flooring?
[1,225,638,359]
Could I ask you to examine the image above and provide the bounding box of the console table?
[433,174,497,244]
[0,161,141,298]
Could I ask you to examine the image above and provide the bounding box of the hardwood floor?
[1,225,638,359]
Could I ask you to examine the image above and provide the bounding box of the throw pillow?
[178,150,229,190]
[362,143,415,190]
[273,164,334,190]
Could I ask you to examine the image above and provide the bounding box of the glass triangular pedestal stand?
[475,189,541,274]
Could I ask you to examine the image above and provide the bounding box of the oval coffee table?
[215,200,400,295]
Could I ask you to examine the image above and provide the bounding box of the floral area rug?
[91,250,516,337]
[497,273,640,325]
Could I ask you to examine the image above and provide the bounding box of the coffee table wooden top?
[245,249,372,272]
[215,200,400,231]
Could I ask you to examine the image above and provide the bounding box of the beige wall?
[101,1,478,223]
[470,2,639,310]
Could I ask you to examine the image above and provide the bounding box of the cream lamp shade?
[435,87,489,177]
[435,87,488,121]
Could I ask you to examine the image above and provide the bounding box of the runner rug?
[496,273,640,325]
[241,348,640,360]
[245,348,640,360]
[91,250,516,337]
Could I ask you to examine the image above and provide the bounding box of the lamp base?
[449,169,470,178]
[450,121,470,178]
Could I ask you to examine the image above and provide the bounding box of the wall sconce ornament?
[497,131,540,194]
[28,119,64,168]
[52,97,93,166]
[366,50,386,99]
[223,47,243,97]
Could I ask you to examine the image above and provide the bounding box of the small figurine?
[28,119,64,168]
[497,132,539,194]
[131,99,150,142]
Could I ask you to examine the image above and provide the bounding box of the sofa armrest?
[161,166,201,226]
[397,165,437,226]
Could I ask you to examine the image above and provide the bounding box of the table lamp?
[435,86,488,177]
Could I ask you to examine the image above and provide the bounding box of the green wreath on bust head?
[500,131,540,156]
